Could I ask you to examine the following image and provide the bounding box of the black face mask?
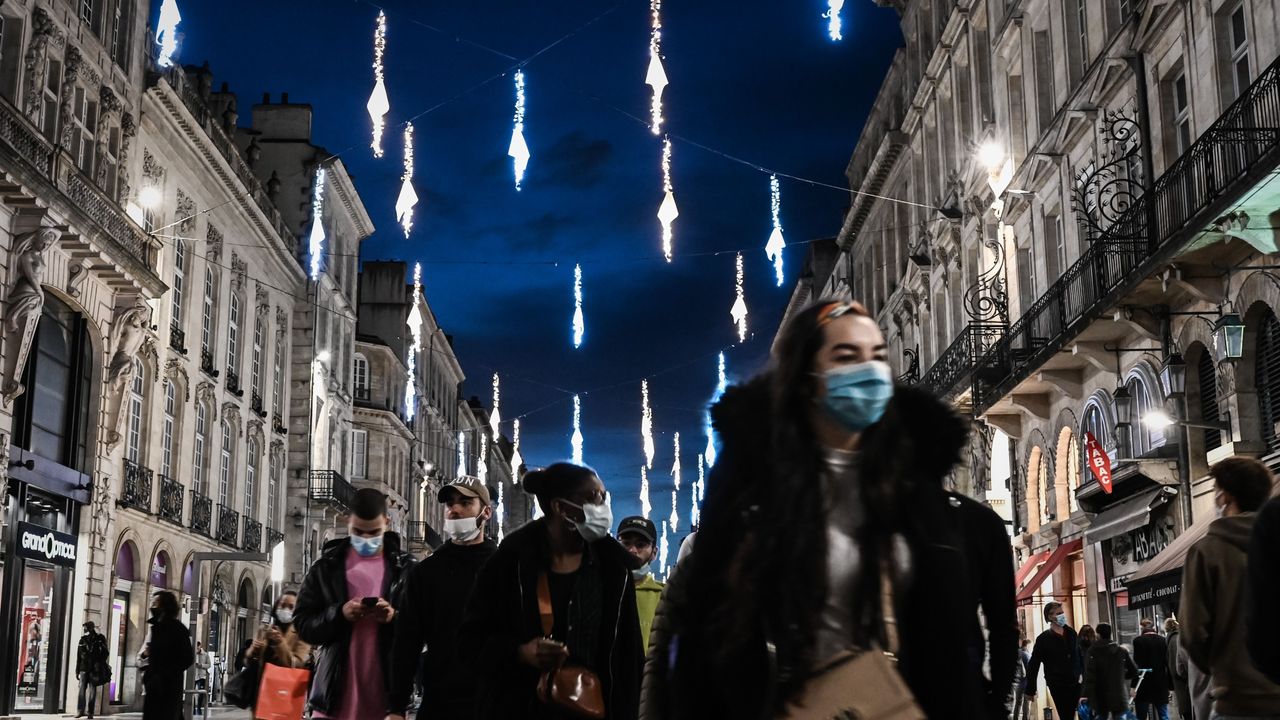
[149,608,162,622]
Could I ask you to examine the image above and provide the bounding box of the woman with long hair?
[244,591,311,670]
[641,300,1018,719]
[461,462,643,719]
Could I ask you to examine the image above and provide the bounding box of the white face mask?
[631,567,651,581]
[444,516,483,543]
[562,498,614,542]
[275,609,294,625]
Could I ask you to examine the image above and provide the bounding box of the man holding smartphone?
[295,488,414,720]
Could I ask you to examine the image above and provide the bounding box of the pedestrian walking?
[193,642,210,716]
[74,620,109,719]
[1165,618,1193,720]
[1013,638,1033,720]
[617,516,663,654]
[1079,625,1098,681]
[294,487,413,720]
[1026,601,1082,719]
[1181,457,1280,718]
[1082,623,1139,720]
[639,300,1018,720]
[388,476,497,720]
[245,591,311,670]
[139,591,194,720]
[1134,618,1172,720]
[461,462,643,720]
[1248,492,1280,685]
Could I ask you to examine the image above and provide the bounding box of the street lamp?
[1161,352,1187,396]
[138,185,163,209]
[1113,384,1133,458]
[1213,313,1245,362]
[1142,407,1231,432]
[978,141,1004,174]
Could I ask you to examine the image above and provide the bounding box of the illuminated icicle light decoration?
[509,69,530,190]
[497,479,506,542]
[717,352,728,396]
[659,520,670,578]
[404,263,423,420]
[367,11,390,158]
[456,431,467,479]
[705,352,725,467]
[640,466,651,519]
[824,0,846,41]
[672,432,681,491]
[730,253,748,342]
[646,0,668,135]
[490,374,502,436]
[572,264,585,348]
[641,380,655,469]
[156,0,182,68]
[765,175,787,287]
[571,394,584,465]
[511,419,524,471]
[395,124,418,238]
[478,434,489,485]
[670,488,679,534]
[696,455,705,515]
[658,135,678,262]
[307,168,327,281]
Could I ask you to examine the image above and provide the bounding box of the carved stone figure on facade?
[175,189,196,233]
[118,112,136,201]
[103,299,154,449]
[95,87,122,190]
[207,223,224,262]
[3,228,58,404]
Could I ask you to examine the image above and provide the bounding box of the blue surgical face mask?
[819,361,895,432]
[1054,613,1068,628]
[350,533,383,557]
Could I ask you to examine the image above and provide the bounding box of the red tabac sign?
[1085,432,1113,493]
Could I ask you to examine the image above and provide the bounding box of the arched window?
[171,238,186,326]
[252,316,264,398]
[201,266,216,357]
[219,420,234,506]
[244,438,258,518]
[1197,351,1223,452]
[109,0,132,70]
[227,293,241,380]
[1126,375,1159,455]
[1257,310,1280,452]
[161,380,176,476]
[354,353,369,399]
[272,326,285,417]
[193,402,208,495]
[1082,404,1110,459]
[127,358,145,463]
[267,449,280,527]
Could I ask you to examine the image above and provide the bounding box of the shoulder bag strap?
[537,571,554,638]
[880,564,900,658]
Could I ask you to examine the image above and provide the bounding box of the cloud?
[538,131,614,188]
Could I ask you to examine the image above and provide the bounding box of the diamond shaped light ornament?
[509,128,530,190]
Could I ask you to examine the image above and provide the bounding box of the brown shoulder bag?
[535,571,606,719]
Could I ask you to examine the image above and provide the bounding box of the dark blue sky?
[179,0,902,534]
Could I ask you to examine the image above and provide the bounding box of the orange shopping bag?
[254,664,311,720]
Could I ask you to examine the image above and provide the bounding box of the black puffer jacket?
[644,379,1018,720]
[293,533,414,715]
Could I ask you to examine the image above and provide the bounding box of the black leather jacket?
[293,533,414,715]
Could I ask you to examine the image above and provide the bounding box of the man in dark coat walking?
[1026,601,1081,719]
[1082,624,1138,720]
[75,620,109,719]
[1133,618,1171,720]
[1248,492,1280,685]
[140,591,194,720]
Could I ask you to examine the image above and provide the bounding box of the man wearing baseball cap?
[617,515,664,653]
[389,476,496,720]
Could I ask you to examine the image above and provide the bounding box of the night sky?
[179,0,903,534]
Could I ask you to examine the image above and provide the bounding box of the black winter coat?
[141,617,194,720]
[389,539,498,717]
[1026,626,1080,695]
[1083,640,1138,713]
[1133,631,1171,701]
[293,533,414,715]
[1248,495,1280,685]
[460,519,644,720]
[76,631,108,680]
[652,380,1019,720]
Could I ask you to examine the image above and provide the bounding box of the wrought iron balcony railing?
[190,490,214,538]
[169,322,187,354]
[120,459,154,513]
[158,474,184,526]
[226,369,243,396]
[216,504,240,547]
[919,324,1007,404]
[242,517,263,552]
[201,348,219,378]
[309,470,356,513]
[266,528,285,551]
[967,53,1280,415]
[251,391,265,417]
[406,521,442,549]
[272,412,287,435]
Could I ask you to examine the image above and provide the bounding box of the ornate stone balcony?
[158,474,184,526]
[120,459,154,514]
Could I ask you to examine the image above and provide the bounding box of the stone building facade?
[801,1,1280,716]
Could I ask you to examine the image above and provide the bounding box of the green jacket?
[635,573,665,655]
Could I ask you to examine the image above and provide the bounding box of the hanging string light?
[571,394,584,465]
[395,124,418,238]
[670,488,679,534]
[572,264,585,348]
[695,455,705,517]
[367,11,390,158]
[511,419,524,471]
[730,253,748,342]
[705,352,725,467]
[490,373,502,436]
[824,0,846,41]
[659,520,670,578]
[156,0,182,68]
[308,168,327,281]
[496,479,506,542]
[478,434,489,485]
[509,69,530,190]
[672,432,681,491]
[405,263,423,420]
[456,431,467,478]
[645,0,668,134]
[717,351,728,396]
[640,466,651,519]
[766,174,786,286]
[658,135,678,262]
[641,380,655,469]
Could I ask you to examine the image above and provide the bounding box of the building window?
[194,402,207,495]
[1171,70,1192,156]
[40,56,62,141]
[1064,0,1088,88]
[1227,2,1251,101]
[1008,74,1027,162]
[354,354,368,397]
[12,293,95,472]
[127,358,144,463]
[111,0,132,69]
[1033,30,1055,138]
[1017,245,1037,312]
[352,430,368,479]
[171,238,186,328]
[201,266,215,355]
[68,85,98,175]
[272,329,284,415]
[1045,214,1067,279]
[100,125,121,199]
[1198,351,1223,452]
[252,317,264,396]
[161,380,176,477]
[244,439,258,518]
[79,0,95,27]
[219,421,233,506]
[1083,404,1111,462]
[267,453,280,527]
[227,293,240,377]
[1257,310,1280,452]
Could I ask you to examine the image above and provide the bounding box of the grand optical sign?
[16,522,78,567]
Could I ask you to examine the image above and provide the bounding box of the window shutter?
[1257,312,1280,452]
[1199,351,1223,452]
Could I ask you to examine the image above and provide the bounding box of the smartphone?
[361,596,378,607]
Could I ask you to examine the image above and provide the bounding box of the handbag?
[534,571,605,720]
[781,567,925,720]
[223,662,260,710]
[254,664,311,720]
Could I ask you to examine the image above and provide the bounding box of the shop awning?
[1124,515,1215,610]
[1083,488,1176,545]
[1014,550,1052,590]
[1015,538,1083,607]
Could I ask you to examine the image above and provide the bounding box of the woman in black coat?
[461,463,644,719]
[640,300,1019,720]
[140,591,194,720]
